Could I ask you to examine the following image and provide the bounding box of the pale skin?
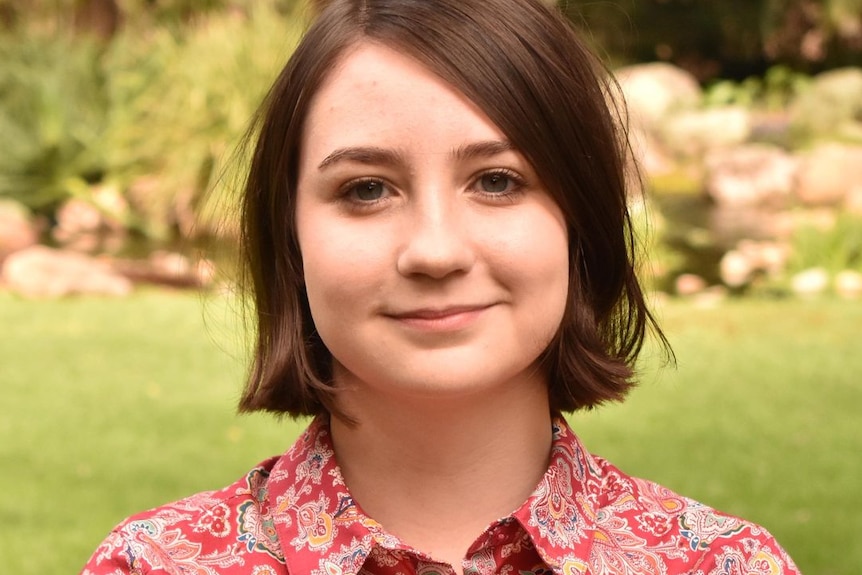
[295,42,570,571]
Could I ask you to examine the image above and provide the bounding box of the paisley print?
[679,506,747,551]
[81,418,801,575]
[237,499,282,560]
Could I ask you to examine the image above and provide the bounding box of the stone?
[790,67,862,141]
[719,240,790,288]
[846,185,862,216]
[110,251,216,288]
[835,270,862,299]
[661,106,752,157]
[705,144,797,208]
[1,245,132,298]
[675,273,707,296]
[53,198,103,240]
[720,250,755,287]
[615,63,702,129]
[796,144,862,206]
[0,199,39,263]
[735,239,791,277]
[627,126,676,179]
[790,267,830,297]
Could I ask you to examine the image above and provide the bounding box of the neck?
[329,368,553,567]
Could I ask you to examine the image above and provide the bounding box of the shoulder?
[588,455,801,575]
[81,456,285,575]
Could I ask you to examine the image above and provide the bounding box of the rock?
[111,251,216,288]
[616,63,702,129]
[791,268,829,297]
[661,106,752,157]
[846,185,862,216]
[628,126,676,179]
[0,199,39,263]
[790,67,862,141]
[718,241,791,288]
[835,270,862,299]
[675,273,707,296]
[796,144,862,206]
[1,245,133,298]
[705,144,797,208]
[720,250,755,287]
[53,198,103,240]
[735,239,790,277]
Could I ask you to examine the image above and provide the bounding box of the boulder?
[835,270,862,299]
[790,67,862,141]
[615,63,702,129]
[795,144,862,206]
[0,200,39,263]
[1,245,132,298]
[846,185,862,216]
[627,126,676,179]
[718,240,791,288]
[791,267,830,297]
[720,250,755,287]
[674,273,707,296]
[111,251,216,288]
[705,144,797,208]
[661,106,752,157]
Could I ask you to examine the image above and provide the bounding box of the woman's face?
[295,42,569,403]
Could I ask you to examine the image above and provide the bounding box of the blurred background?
[0,1,861,574]
[0,0,861,296]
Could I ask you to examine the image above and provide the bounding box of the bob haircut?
[238,0,668,418]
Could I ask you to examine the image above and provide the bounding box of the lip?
[385,304,493,332]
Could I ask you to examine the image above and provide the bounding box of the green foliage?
[0,3,305,238]
[703,65,811,111]
[0,34,109,214]
[101,4,304,239]
[629,196,685,291]
[789,68,862,144]
[787,212,862,274]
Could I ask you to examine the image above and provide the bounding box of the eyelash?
[470,169,527,202]
[337,178,392,211]
[336,168,528,211]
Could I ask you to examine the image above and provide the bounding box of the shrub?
[0,34,109,216]
[102,3,305,240]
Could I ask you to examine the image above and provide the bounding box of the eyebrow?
[317,140,516,171]
[451,140,516,161]
[318,147,406,171]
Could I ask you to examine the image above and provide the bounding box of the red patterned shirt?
[82,417,800,575]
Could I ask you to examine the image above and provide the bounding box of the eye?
[473,170,525,197]
[480,172,513,193]
[345,179,388,202]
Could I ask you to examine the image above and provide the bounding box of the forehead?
[301,42,506,155]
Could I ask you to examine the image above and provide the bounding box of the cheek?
[489,203,569,286]
[494,204,570,337]
[298,225,387,321]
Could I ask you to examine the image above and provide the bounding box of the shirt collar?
[267,416,600,575]
[513,417,601,574]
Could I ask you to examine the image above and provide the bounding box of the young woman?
[82,1,801,573]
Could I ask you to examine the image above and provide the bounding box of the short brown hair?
[237,0,668,417]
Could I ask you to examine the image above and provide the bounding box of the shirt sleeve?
[693,528,802,575]
[79,528,140,575]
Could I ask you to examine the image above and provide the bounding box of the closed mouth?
[382,304,496,333]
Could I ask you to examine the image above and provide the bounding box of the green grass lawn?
[1,291,859,574]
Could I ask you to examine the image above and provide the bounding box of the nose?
[395,196,475,280]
